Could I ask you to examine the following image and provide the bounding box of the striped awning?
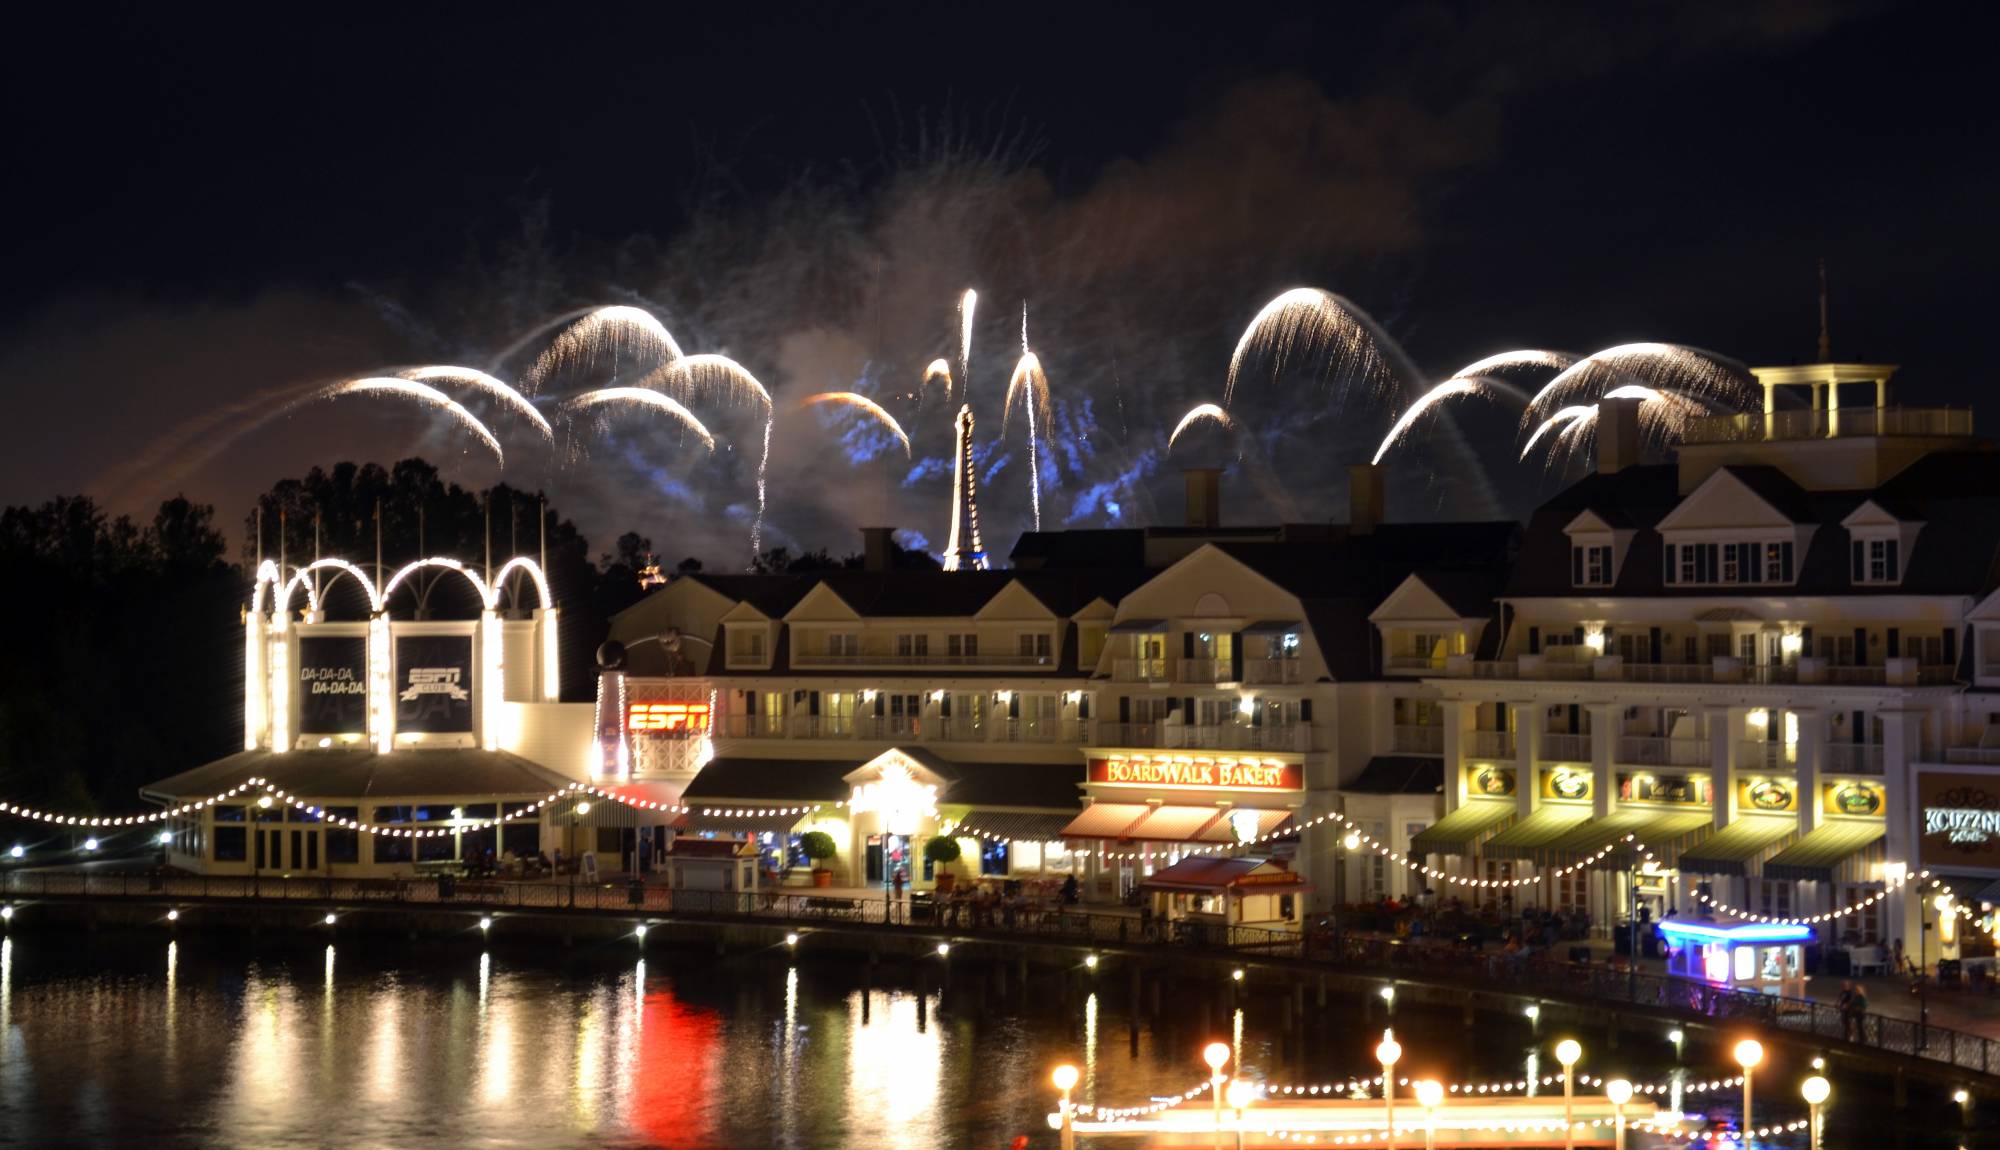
[1676,817,1798,877]
[1062,802,1153,839]
[1481,806,1592,861]
[1409,801,1515,857]
[952,810,1076,843]
[1125,805,1227,842]
[1540,809,1714,866]
[674,808,810,838]
[1761,821,1885,883]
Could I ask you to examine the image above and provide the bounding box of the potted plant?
[923,835,963,893]
[800,831,838,887]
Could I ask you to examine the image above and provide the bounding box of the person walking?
[1836,980,1857,1041]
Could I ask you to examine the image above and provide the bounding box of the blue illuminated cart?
[1657,916,1814,998]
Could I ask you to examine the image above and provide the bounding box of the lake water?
[0,930,1983,1148]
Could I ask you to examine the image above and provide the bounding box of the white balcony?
[1243,659,1303,685]
[1538,732,1592,763]
[792,650,1054,669]
[1391,725,1444,754]
[1824,742,1885,775]
[1738,741,1796,770]
[1610,662,1715,684]
[1467,730,1515,759]
[1385,654,1445,674]
[856,715,924,741]
[1114,657,1172,682]
[1180,657,1233,684]
[1945,746,2000,765]
[1821,665,1888,686]
[1617,736,1709,767]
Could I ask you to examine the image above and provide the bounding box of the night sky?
[2,1,1992,565]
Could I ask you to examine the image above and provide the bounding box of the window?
[946,633,978,658]
[324,806,360,864]
[1758,879,1793,918]
[1017,632,1052,661]
[730,628,766,662]
[1572,544,1613,586]
[1765,542,1794,582]
[1679,545,1697,584]
[981,840,1010,876]
[213,826,247,862]
[1853,537,1900,584]
[896,633,929,657]
[827,633,859,657]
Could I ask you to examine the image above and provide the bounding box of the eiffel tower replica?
[942,403,988,571]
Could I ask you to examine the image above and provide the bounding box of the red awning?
[1060,803,1153,839]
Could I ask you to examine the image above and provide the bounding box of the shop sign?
[1823,780,1885,819]
[1738,777,1795,813]
[1468,765,1516,798]
[1619,773,1711,805]
[1541,768,1592,802]
[1917,771,2000,866]
[395,634,474,733]
[1089,757,1302,791]
[627,701,711,735]
[297,635,367,735]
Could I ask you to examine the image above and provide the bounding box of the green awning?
[1762,821,1885,883]
[1676,816,1798,877]
[1539,809,1714,866]
[1482,806,1592,861]
[1408,801,1515,857]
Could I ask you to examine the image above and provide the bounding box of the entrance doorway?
[864,834,909,885]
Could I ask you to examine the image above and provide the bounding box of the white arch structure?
[249,556,560,753]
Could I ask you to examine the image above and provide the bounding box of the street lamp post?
[1204,1042,1232,1150]
[1052,1064,1080,1150]
[1555,1039,1581,1150]
[1606,1079,1633,1150]
[1801,1075,1830,1150]
[1376,1030,1403,1148]
[1734,1039,1764,1137]
[1415,1080,1443,1150]
[1226,1077,1255,1150]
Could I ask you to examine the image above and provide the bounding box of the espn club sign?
[1089,756,1302,791]
[626,701,711,736]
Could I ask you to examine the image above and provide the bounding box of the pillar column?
[1882,709,1921,953]
[1705,705,1738,830]
[1795,709,1823,835]
[1588,703,1620,818]
[1441,699,1468,813]
[1514,704,1542,819]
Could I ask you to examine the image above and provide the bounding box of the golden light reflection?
[481,956,515,1107]
[573,989,604,1126]
[235,971,303,1117]
[366,987,402,1105]
[164,941,177,1066]
[1232,1007,1244,1072]
[1084,992,1099,1094]
[2,937,11,1034]
[846,991,942,1147]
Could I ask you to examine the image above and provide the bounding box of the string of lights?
[1685,869,1932,925]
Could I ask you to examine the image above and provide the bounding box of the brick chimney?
[1347,463,1385,534]
[1597,396,1642,474]
[860,527,896,572]
[1184,468,1221,529]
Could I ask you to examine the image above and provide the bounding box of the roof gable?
[1656,467,1805,533]
[1841,499,1921,530]
[973,578,1059,622]
[1368,572,1475,624]
[784,581,863,622]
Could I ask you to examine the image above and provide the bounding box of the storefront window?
[1042,841,1073,873]
[786,833,809,868]
[213,804,245,823]
[213,826,246,861]
[324,806,360,865]
[981,840,1010,876]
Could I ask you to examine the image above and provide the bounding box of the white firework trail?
[324,378,505,464]
[636,352,775,555]
[1371,378,1491,465]
[1005,352,1053,531]
[1224,287,1410,410]
[1521,343,1750,430]
[1521,404,1597,459]
[523,305,685,395]
[1166,403,1234,452]
[923,358,953,396]
[564,387,717,452]
[957,289,977,403]
[401,365,553,440]
[800,392,912,456]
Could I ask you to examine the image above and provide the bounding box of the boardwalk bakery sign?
[1089,756,1302,791]
[1917,772,2000,866]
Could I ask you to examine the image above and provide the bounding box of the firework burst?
[1224,287,1409,411]
[323,378,505,463]
[522,305,685,395]
[564,387,717,453]
[1166,403,1235,452]
[801,392,912,457]
[400,365,552,440]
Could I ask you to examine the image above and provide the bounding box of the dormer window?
[1573,545,1613,587]
[1853,537,1900,585]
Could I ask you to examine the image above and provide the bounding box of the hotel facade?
[139,358,2000,959]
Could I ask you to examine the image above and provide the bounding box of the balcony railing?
[1745,665,1798,685]
[994,717,1064,743]
[1824,742,1885,775]
[1385,654,1446,673]
[793,651,1054,669]
[1681,406,1973,445]
[1945,746,2000,765]
[1738,742,1796,770]
[1539,732,1592,763]
[1243,659,1304,685]
[1391,725,1444,754]
[1822,665,1887,686]
[1113,657,1172,682]
[1468,730,1515,759]
[856,715,924,741]
[1617,736,1709,767]
[1096,722,1311,752]
[1179,657,1233,684]
[1611,663,1714,684]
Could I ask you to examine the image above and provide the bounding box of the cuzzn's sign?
[395,634,474,733]
[297,635,367,735]
[1088,757,1301,791]
[1917,771,2000,867]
